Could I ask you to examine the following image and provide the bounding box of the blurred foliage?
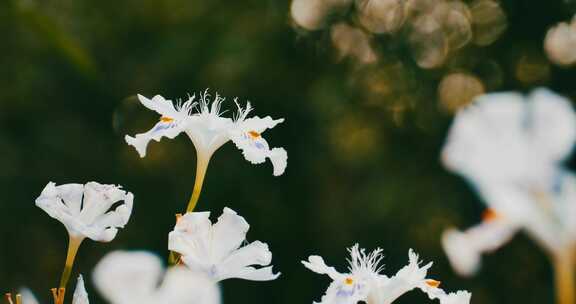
[1,0,576,303]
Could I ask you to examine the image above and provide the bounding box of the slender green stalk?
[553,248,575,304]
[57,235,83,301]
[186,154,210,213]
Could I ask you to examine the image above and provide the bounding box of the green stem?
[185,154,210,213]
[58,236,83,290]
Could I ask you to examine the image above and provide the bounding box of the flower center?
[344,277,354,285]
[248,130,261,139]
[482,208,499,222]
[425,279,441,288]
[160,116,174,123]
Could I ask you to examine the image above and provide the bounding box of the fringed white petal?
[374,249,432,303]
[439,291,472,304]
[136,94,182,118]
[302,255,342,281]
[230,116,287,176]
[125,119,187,158]
[419,282,472,304]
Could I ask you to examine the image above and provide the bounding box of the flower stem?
[553,249,575,304]
[57,235,83,301]
[185,154,210,213]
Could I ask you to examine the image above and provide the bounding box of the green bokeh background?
[1,0,576,303]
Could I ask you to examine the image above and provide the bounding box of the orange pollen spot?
[248,130,261,138]
[426,279,441,288]
[482,208,500,222]
[345,277,354,285]
[160,116,174,123]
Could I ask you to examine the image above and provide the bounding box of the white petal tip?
[271,148,288,176]
[124,135,147,157]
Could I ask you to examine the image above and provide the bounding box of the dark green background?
[1,0,576,303]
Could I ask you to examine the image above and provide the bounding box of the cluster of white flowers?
[3,89,475,304]
[4,90,287,304]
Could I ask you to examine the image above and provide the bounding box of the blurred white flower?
[168,207,280,282]
[93,251,220,304]
[125,90,287,176]
[441,88,576,274]
[302,244,471,304]
[545,16,576,66]
[18,276,90,304]
[442,209,516,276]
[443,89,576,187]
[35,182,134,242]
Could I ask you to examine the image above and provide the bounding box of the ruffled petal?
[439,291,472,304]
[168,212,213,269]
[239,116,284,133]
[230,116,287,176]
[210,207,250,261]
[125,118,187,158]
[302,255,342,281]
[220,265,280,281]
[35,182,80,235]
[270,148,288,176]
[136,94,182,118]
[125,94,197,157]
[375,249,432,303]
[72,275,90,304]
[170,208,278,283]
[56,183,85,216]
[419,281,472,304]
[217,241,278,281]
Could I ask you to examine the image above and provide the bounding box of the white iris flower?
[125,90,287,212]
[168,207,280,282]
[303,244,471,304]
[441,88,576,303]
